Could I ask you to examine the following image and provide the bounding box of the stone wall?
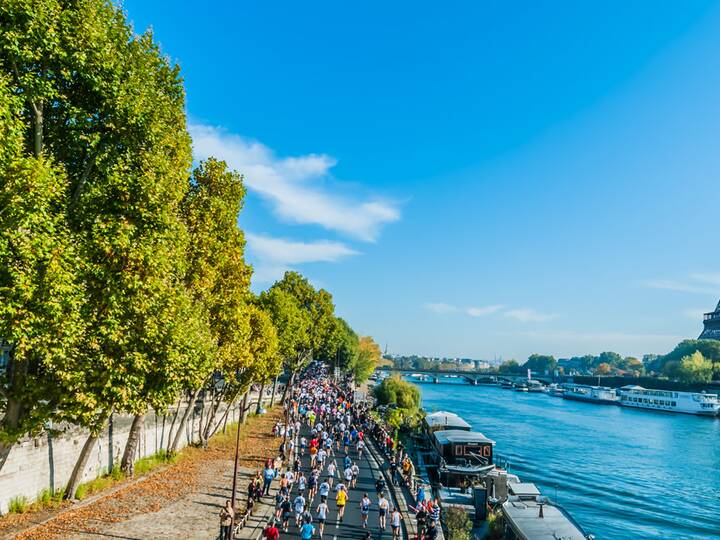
[0,390,273,515]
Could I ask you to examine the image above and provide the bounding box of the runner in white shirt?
[316,501,329,538]
[357,439,365,459]
[359,493,372,528]
[344,466,353,485]
[391,507,403,539]
[294,494,306,527]
[326,462,336,488]
[285,470,295,492]
[350,463,360,489]
[319,480,330,502]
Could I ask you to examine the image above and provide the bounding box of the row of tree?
[0,0,379,500]
[497,339,720,383]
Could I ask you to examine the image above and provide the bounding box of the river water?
[415,380,720,539]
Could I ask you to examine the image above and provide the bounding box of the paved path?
[281,426,407,540]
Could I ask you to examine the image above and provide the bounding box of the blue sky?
[125,1,720,360]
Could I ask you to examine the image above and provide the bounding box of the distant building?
[699,299,720,340]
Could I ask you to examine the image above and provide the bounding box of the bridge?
[375,367,554,385]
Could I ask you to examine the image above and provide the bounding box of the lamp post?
[229,412,242,537]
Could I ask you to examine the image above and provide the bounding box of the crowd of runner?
[221,362,440,540]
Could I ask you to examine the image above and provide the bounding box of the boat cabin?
[422,411,471,436]
[432,430,495,466]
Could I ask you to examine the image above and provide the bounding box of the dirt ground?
[1,408,283,540]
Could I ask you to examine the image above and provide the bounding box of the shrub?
[373,376,420,410]
[8,495,29,514]
[445,506,472,540]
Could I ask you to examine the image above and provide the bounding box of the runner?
[281,495,292,532]
[350,462,360,489]
[318,479,330,503]
[335,484,348,522]
[294,493,306,527]
[360,493,372,528]
[391,506,403,539]
[378,493,390,530]
[299,518,315,540]
[326,461,336,488]
[316,499,329,538]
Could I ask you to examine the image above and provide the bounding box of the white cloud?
[645,273,720,296]
[503,308,557,323]
[466,305,505,317]
[246,233,358,283]
[424,303,458,314]
[190,124,400,241]
[644,279,717,295]
[689,273,720,286]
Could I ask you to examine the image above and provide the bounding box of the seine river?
[415,379,720,539]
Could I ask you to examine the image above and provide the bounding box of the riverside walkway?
[279,369,409,540]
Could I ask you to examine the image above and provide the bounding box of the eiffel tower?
[699,299,720,340]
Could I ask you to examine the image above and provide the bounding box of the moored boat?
[616,385,720,416]
[563,385,618,405]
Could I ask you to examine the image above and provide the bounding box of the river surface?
[415,380,720,539]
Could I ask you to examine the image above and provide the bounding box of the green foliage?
[134,449,177,476]
[373,375,420,410]
[663,351,713,383]
[260,271,338,375]
[523,354,556,374]
[8,495,28,514]
[658,339,720,380]
[498,359,522,374]
[445,506,472,540]
[354,336,381,383]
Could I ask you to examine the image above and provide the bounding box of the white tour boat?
[617,385,720,416]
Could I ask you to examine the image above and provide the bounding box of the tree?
[0,77,86,464]
[498,360,521,374]
[263,272,337,387]
[373,376,420,410]
[0,0,203,496]
[523,354,556,374]
[594,362,612,375]
[660,340,720,380]
[663,351,713,384]
[353,336,381,383]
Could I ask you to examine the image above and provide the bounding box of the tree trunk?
[200,390,224,446]
[240,390,250,425]
[281,371,295,403]
[33,101,43,156]
[168,389,199,454]
[164,396,182,453]
[255,383,265,414]
[120,413,144,476]
[0,440,13,473]
[64,420,106,500]
[269,375,279,407]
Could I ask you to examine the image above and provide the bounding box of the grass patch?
[134,450,177,476]
[75,474,115,501]
[8,496,29,514]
